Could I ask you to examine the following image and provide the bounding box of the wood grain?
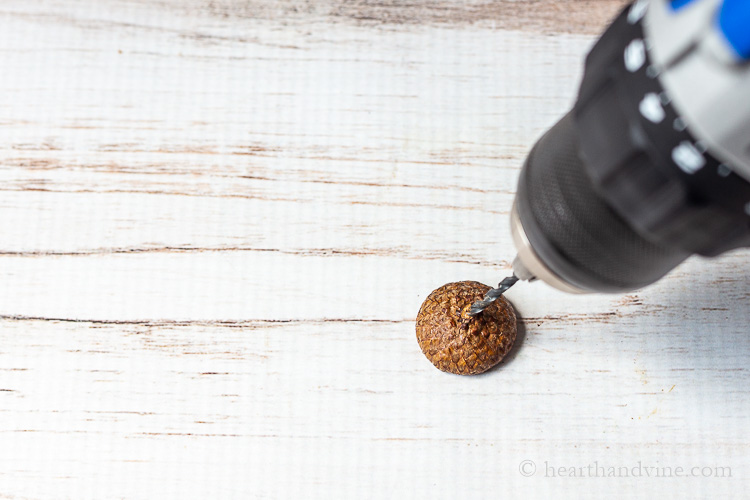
[0,0,748,498]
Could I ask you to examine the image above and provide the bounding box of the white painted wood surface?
[0,1,748,498]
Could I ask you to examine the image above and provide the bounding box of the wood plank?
[0,0,747,498]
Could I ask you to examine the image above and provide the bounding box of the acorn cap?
[416,281,517,375]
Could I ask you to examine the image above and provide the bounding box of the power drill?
[466,0,750,314]
[509,0,750,294]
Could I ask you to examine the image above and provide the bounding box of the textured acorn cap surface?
[416,281,517,375]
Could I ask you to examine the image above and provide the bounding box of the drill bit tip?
[468,275,519,317]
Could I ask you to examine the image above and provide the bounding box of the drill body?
[512,0,750,293]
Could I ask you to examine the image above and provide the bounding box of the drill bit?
[468,275,519,317]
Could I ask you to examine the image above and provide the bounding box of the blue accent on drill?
[719,0,750,60]
[670,0,697,11]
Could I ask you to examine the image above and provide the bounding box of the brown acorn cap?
[416,281,517,375]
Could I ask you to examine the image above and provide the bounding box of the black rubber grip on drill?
[516,112,690,292]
